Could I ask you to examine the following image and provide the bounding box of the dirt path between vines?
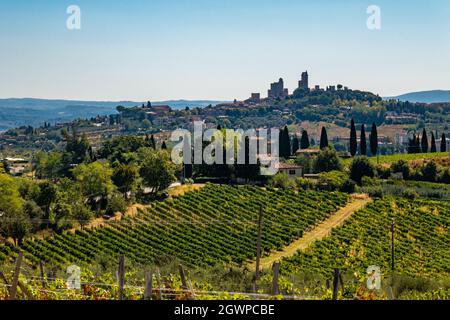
[249,194,372,270]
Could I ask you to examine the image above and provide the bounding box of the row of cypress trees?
[279,121,446,159]
[349,119,378,157]
[279,126,328,158]
[280,121,377,158]
[408,128,446,154]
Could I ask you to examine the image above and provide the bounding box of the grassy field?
[343,152,450,166]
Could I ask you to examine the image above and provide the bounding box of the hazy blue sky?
[0,0,449,101]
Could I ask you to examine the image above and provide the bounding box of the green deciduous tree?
[313,148,342,173]
[349,156,375,185]
[72,161,115,203]
[139,149,176,195]
[112,163,140,199]
[0,174,30,245]
[33,151,64,180]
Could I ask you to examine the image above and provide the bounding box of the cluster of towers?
[267,71,309,99]
[245,71,310,103]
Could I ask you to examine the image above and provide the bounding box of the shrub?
[318,171,348,191]
[439,168,450,184]
[349,156,375,185]
[391,160,410,179]
[106,193,127,216]
[376,165,391,179]
[421,160,438,182]
[366,186,383,198]
[340,179,356,193]
[295,177,315,190]
[402,189,419,200]
[268,173,295,190]
[361,176,381,187]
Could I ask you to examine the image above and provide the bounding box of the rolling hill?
[0,98,227,130]
[386,90,450,103]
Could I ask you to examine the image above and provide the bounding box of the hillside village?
[1,72,448,177]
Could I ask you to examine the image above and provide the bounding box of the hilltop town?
[1,71,449,175]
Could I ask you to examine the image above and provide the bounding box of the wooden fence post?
[144,270,152,300]
[179,264,188,291]
[9,251,23,300]
[272,262,280,295]
[118,255,125,300]
[18,281,34,300]
[332,268,340,300]
[339,272,344,292]
[156,268,162,300]
[39,261,46,288]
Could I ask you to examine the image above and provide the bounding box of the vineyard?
[281,197,450,279]
[342,151,450,167]
[0,185,349,268]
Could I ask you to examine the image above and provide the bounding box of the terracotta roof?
[277,162,302,169]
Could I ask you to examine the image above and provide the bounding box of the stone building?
[268,78,288,98]
[298,71,309,89]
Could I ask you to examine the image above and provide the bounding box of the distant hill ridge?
[0,98,228,130]
[385,90,450,103]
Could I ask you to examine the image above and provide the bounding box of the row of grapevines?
[8,185,348,268]
[281,197,450,278]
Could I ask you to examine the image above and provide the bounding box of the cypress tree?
[285,126,291,157]
[421,128,428,153]
[281,126,291,157]
[441,133,447,152]
[150,135,156,149]
[416,136,421,153]
[430,132,437,153]
[319,127,328,149]
[292,135,300,154]
[370,122,378,156]
[300,130,310,149]
[278,129,285,158]
[360,124,367,156]
[350,119,357,156]
[408,134,416,154]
